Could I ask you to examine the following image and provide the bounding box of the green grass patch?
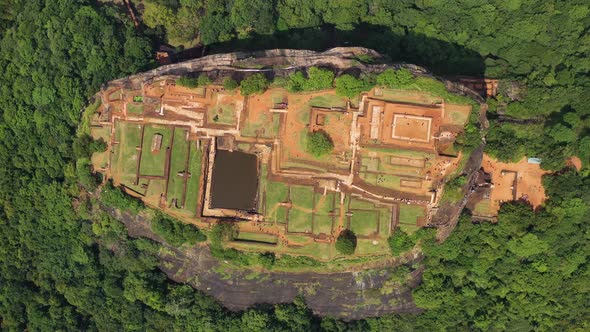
[350,210,380,236]
[398,204,425,225]
[125,178,149,196]
[242,112,281,138]
[360,172,402,190]
[139,125,172,177]
[166,128,190,208]
[275,206,288,224]
[127,103,144,115]
[208,101,237,125]
[473,200,491,214]
[109,89,123,101]
[90,125,110,142]
[374,88,442,105]
[448,109,470,125]
[145,179,166,200]
[356,239,390,255]
[379,208,393,237]
[281,160,329,173]
[290,185,315,208]
[264,181,289,220]
[113,121,142,186]
[399,223,420,235]
[309,94,347,108]
[313,215,333,235]
[182,141,203,215]
[286,234,311,244]
[364,146,435,159]
[349,197,376,210]
[283,241,333,260]
[288,208,313,233]
[313,193,334,215]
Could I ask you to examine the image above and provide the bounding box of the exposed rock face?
[107,206,423,321]
[103,47,483,104]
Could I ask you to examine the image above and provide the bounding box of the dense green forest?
[0,0,588,330]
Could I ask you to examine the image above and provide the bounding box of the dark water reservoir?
[210,150,258,211]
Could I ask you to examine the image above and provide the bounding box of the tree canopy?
[288,67,335,92]
[240,73,269,96]
[335,230,357,255]
[335,74,373,98]
[305,130,334,157]
[1,0,589,330]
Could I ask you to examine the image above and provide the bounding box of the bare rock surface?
[106,206,422,320]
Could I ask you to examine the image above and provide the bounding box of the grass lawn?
[113,121,142,186]
[474,200,492,215]
[231,241,278,253]
[264,181,289,218]
[275,206,288,224]
[139,125,172,177]
[350,210,380,236]
[399,223,420,235]
[398,204,425,225]
[447,109,470,125]
[374,88,442,105]
[379,208,393,237]
[349,197,375,210]
[144,179,166,204]
[288,208,313,233]
[281,160,328,173]
[208,102,237,125]
[441,143,459,157]
[90,125,110,141]
[90,125,110,169]
[313,193,334,215]
[355,239,390,256]
[125,177,149,196]
[91,150,108,170]
[235,232,278,244]
[127,103,144,115]
[109,89,123,101]
[313,215,333,235]
[257,164,268,211]
[309,95,347,108]
[284,241,333,260]
[180,141,203,215]
[286,234,312,245]
[272,91,287,103]
[290,185,315,209]
[364,146,435,159]
[166,128,190,208]
[241,112,281,138]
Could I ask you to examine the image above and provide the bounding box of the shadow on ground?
[206,24,485,77]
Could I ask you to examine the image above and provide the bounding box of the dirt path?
[106,207,422,320]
